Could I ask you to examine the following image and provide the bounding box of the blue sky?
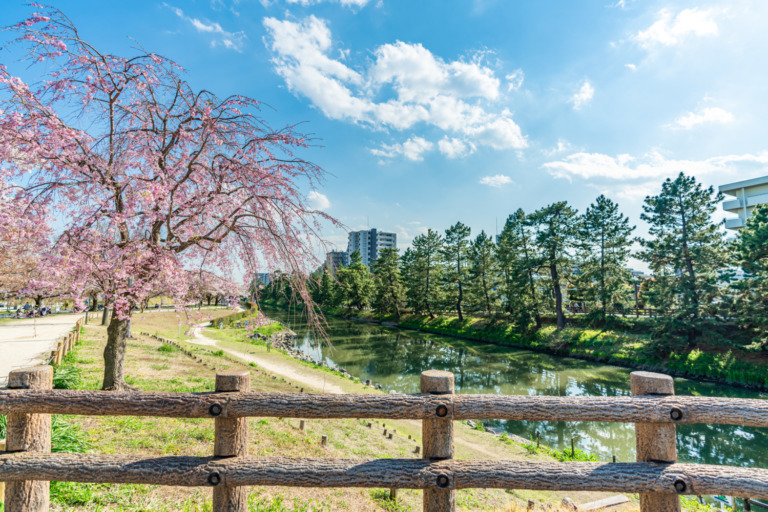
[3,0,767,269]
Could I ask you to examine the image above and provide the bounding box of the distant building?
[629,268,652,280]
[324,251,349,273]
[255,273,271,286]
[720,175,768,230]
[347,228,397,267]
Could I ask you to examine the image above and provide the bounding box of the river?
[265,308,768,477]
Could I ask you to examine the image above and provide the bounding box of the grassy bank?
[396,314,768,390]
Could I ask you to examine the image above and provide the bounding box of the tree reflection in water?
[268,308,768,468]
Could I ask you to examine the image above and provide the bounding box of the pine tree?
[316,267,337,307]
[638,172,727,343]
[729,203,768,350]
[335,250,374,311]
[372,247,405,319]
[441,222,472,321]
[577,195,635,322]
[497,209,542,329]
[408,229,444,318]
[400,247,420,313]
[529,202,578,330]
[468,230,498,316]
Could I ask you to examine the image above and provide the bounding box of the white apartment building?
[720,175,768,230]
[347,229,397,267]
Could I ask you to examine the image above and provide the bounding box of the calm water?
[266,308,768,470]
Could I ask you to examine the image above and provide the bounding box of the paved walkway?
[0,314,82,387]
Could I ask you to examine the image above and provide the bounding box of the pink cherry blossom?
[1,6,338,390]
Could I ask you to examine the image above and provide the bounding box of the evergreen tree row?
[264,173,768,350]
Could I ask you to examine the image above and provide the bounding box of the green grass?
[53,362,83,390]
[368,489,412,512]
[499,433,599,463]
[204,322,285,346]
[666,348,768,387]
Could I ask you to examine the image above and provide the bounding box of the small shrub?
[212,349,225,357]
[158,344,178,353]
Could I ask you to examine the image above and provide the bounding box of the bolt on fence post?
[631,371,681,512]
[421,370,455,512]
[213,370,250,512]
[5,365,53,512]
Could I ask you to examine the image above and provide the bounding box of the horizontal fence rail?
[2,365,767,512]
[2,389,768,426]
[2,454,768,498]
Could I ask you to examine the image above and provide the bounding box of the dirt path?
[0,313,82,388]
[189,324,344,394]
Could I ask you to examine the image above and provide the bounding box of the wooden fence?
[2,368,768,511]
[48,317,84,365]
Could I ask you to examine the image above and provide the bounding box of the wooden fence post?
[421,370,455,512]
[631,371,680,512]
[213,370,250,512]
[5,365,53,512]
[54,342,63,365]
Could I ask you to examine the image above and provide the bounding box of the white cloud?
[570,80,594,110]
[544,138,574,157]
[634,8,719,49]
[165,3,246,52]
[262,16,528,154]
[394,224,428,245]
[543,150,768,181]
[438,137,476,159]
[308,191,331,210]
[625,63,637,71]
[505,69,524,91]
[479,174,513,187]
[673,107,734,129]
[371,136,434,161]
[371,42,500,101]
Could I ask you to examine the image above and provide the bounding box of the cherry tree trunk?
[101,303,109,326]
[103,315,130,391]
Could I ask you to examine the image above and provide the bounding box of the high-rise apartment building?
[347,228,397,266]
[721,175,768,230]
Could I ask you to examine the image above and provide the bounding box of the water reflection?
[267,309,768,468]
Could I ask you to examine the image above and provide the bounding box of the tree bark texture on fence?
[3,367,768,511]
[632,371,680,512]
[2,454,768,499]
[421,370,455,512]
[213,370,250,512]
[4,366,53,512]
[3,390,768,426]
